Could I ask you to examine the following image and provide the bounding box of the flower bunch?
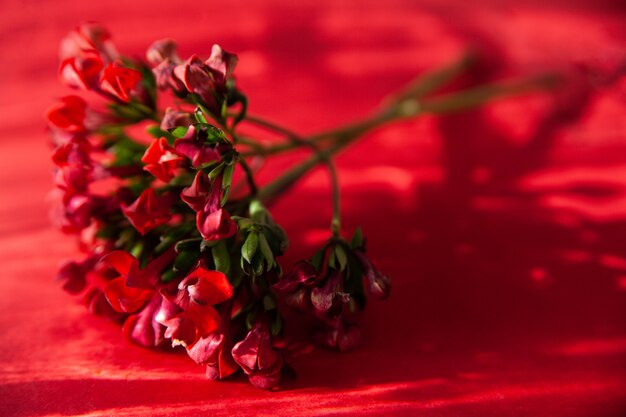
[47,24,556,389]
[46,24,389,390]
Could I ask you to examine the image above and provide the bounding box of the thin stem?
[238,157,258,196]
[243,113,344,236]
[257,72,559,203]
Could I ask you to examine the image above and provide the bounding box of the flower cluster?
[46,24,390,390]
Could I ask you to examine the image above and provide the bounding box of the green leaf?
[161,269,178,283]
[208,163,225,180]
[310,248,325,271]
[335,244,348,272]
[242,232,259,264]
[328,248,336,269]
[351,226,364,249]
[173,250,199,275]
[258,232,275,268]
[194,107,208,124]
[212,240,231,275]
[270,313,282,337]
[174,238,202,253]
[262,295,276,311]
[171,126,189,138]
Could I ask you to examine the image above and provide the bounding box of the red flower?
[123,294,166,347]
[60,50,103,90]
[121,189,172,235]
[194,173,237,241]
[181,171,211,212]
[52,141,92,192]
[174,125,221,167]
[232,320,283,390]
[141,138,185,182]
[156,266,233,346]
[197,204,237,241]
[46,95,88,132]
[52,192,95,233]
[173,55,223,115]
[60,23,118,63]
[99,63,142,102]
[187,332,239,380]
[101,250,176,347]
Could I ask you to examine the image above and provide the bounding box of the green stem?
[257,73,558,203]
[238,157,258,195]
[243,113,344,235]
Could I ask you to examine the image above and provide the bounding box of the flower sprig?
[47,23,558,389]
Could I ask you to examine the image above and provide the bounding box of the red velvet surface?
[1,1,626,416]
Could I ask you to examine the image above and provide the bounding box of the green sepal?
[242,232,259,264]
[212,240,231,275]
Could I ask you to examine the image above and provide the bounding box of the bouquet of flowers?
[46,24,554,389]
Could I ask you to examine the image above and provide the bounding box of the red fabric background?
[1,1,626,416]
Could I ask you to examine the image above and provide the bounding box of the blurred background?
[1,0,625,416]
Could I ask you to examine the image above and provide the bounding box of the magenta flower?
[196,197,237,242]
[51,141,92,193]
[121,189,172,235]
[146,39,179,66]
[354,250,391,300]
[181,171,211,212]
[141,138,185,182]
[160,108,191,130]
[232,320,283,390]
[187,332,239,380]
[174,125,222,167]
[60,23,118,63]
[312,321,362,352]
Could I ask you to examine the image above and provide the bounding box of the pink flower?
[122,294,166,347]
[205,44,238,85]
[141,138,185,182]
[146,39,179,66]
[99,63,142,102]
[46,95,88,132]
[121,189,172,235]
[232,320,283,390]
[60,23,118,63]
[160,108,191,130]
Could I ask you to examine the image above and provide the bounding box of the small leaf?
[263,295,276,311]
[258,232,275,268]
[161,269,177,283]
[174,238,202,253]
[335,244,348,272]
[212,240,231,275]
[328,248,336,269]
[351,226,363,249]
[194,107,208,124]
[270,313,282,337]
[242,232,259,264]
[310,248,325,271]
[171,126,189,138]
[173,250,199,275]
[208,163,225,180]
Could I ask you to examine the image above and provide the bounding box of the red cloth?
[1,1,626,416]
